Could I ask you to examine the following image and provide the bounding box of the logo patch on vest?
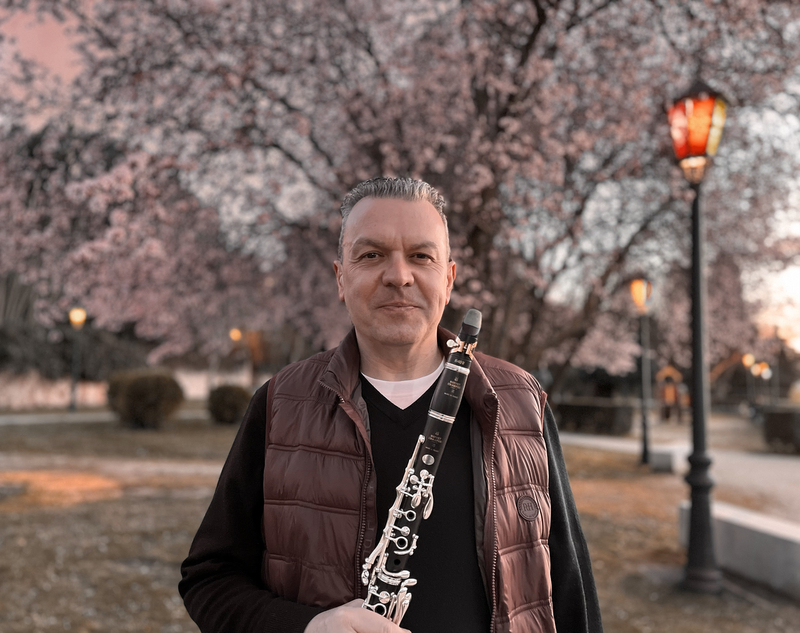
[516,495,540,522]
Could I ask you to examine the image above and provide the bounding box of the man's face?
[334,197,456,352]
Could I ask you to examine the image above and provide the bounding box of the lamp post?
[742,353,755,407]
[68,307,87,411]
[630,278,653,465]
[667,80,726,593]
[751,362,772,405]
[761,364,774,405]
[229,327,257,388]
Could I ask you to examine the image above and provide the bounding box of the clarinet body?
[361,309,482,625]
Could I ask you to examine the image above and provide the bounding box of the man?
[180,177,602,633]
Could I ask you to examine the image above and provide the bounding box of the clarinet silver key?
[361,309,482,625]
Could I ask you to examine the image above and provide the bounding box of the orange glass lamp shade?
[630,278,653,314]
[68,307,87,330]
[229,328,243,342]
[741,353,755,369]
[667,82,726,184]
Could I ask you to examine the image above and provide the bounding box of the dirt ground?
[1,414,799,633]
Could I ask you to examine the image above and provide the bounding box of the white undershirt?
[361,359,445,410]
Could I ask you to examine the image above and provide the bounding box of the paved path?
[0,407,208,425]
[559,413,800,524]
[0,451,222,482]
[0,409,116,425]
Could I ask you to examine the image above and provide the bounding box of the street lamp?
[751,361,772,404]
[230,327,259,387]
[68,307,87,411]
[630,278,653,465]
[742,353,756,411]
[667,80,727,593]
[760,364,774,405]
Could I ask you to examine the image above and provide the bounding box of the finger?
[341,598,365,609]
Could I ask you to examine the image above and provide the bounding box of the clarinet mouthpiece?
[461,309,482,337]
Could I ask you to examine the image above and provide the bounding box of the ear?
[444,260,456,305]
[333,260,346,302]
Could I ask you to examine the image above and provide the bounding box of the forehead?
[344,197,448,250]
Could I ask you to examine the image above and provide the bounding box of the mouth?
[377,303,419,310]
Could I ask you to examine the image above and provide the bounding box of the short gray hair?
[338,177,449,261]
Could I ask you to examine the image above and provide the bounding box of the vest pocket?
[265,553,354,607]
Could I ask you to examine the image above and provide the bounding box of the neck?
[357,331,443,381]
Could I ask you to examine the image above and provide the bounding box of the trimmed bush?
[552,397,635,436]
[108,369,184,429]
[208,384,252,425]
[763,407,800,454]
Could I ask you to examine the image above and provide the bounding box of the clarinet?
[361,309,482,625]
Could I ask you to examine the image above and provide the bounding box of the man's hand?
[304,599,411,633]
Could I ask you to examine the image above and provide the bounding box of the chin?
[359,320,430,347]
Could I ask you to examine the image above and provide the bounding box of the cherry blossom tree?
[655,255,759,371]
[1,0,799,372]
[0,126,276,362]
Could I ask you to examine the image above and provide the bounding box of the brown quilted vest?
[262,328,555,632]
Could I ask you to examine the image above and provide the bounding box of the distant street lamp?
[742,352,755,404]
[630,278,653,465]
[68,307,87,412]
[761,364,775,405]
[229,327,258,387]
[667,80,727,594]
[751,361,773,404]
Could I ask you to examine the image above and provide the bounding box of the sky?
[1,10,81,78]
[2,8,799,353]
[0,9,81,115]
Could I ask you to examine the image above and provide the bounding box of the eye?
[360,251,380,260]
[411,253,433,261]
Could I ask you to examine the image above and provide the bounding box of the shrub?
[552,397,634,435]
[108,369,184,429]
[208,384,252,425]
[763,407,800,454]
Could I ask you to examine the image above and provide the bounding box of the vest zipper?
[355,452,372,598]
[489,394,500,633]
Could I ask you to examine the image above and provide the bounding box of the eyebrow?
[349,238,441,253]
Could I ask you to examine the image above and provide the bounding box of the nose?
[382,254,414,287]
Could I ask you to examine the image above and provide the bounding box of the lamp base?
[682,566,722,594]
